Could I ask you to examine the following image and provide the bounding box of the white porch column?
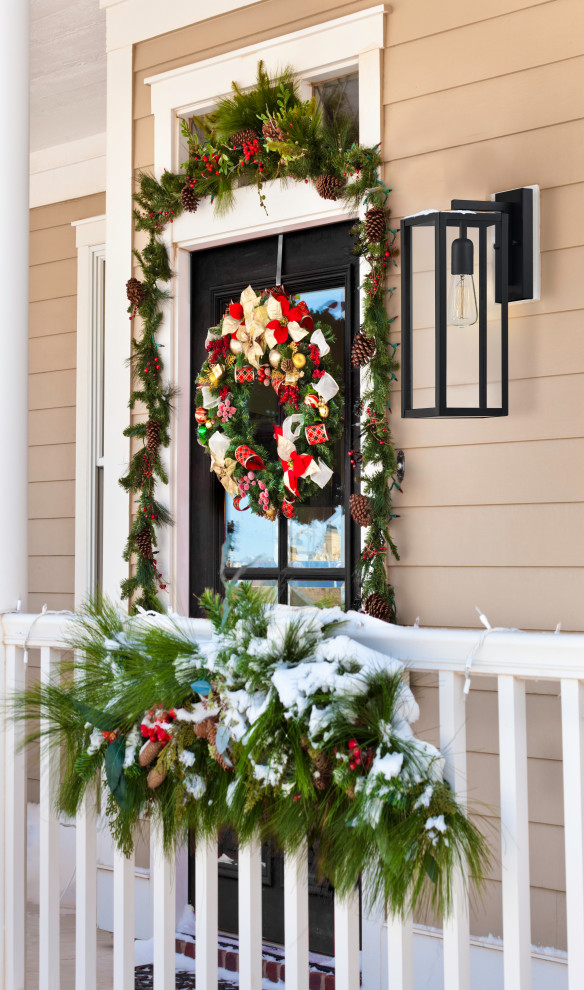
[0,0,29,610]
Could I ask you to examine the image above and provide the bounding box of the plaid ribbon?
[235,365,255,384]
[305,423,329,446]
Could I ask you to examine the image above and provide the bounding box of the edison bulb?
[448,273,478,327]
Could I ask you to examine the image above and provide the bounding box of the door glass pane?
[225,499,278,568]
[287,286,345,568]
[234,578,277,603]
[288,580,345,608]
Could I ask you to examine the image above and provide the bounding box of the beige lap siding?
[133,0,583,949]
[29,192,105,614]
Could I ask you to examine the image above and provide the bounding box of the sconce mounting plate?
[451,186,534,303]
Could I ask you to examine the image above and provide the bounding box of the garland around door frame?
[122,64,400,617]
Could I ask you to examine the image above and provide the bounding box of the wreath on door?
[195,284,343,519]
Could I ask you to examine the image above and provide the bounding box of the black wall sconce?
[400,187,538,418]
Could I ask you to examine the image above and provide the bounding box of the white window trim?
[73,216,106,606]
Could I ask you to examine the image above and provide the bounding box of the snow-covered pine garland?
[15,586,487,915]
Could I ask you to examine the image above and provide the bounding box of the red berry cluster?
[191,150,222,178]
[348,448,362,472]
[143,357,161,376]
[238,138,263,172]
[312,368,325,381]
[279,385,299,409]
[141,452,154,491]
[219,385,231,400]
[308,344,321,366]
[366,248,392,296]
[364,406,390,446]
[206,336,230,361]
[140,707,176,745]
[102,730,119,743]
[335,738,374,772]
[145,208,175,231]
[140,502,157,521]
[361,541,387,562]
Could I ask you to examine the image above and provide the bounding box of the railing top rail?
[2,609,584,680]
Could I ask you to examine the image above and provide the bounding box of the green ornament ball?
[198,425,208,441]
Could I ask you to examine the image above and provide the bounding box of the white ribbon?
[208,431,231,461]
[282,414,303,441]
[275,415,333,492]
[310,328,330,357]
[201,386,220,408]
[315,371,339,402]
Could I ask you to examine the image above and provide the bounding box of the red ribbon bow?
[274,425,314,497]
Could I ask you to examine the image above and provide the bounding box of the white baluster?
[439,671,470,989]
[195,835,218,990]
[113,846,135,990]
[75,787,98,990]
[39,646,61,989]
[334,885,360,990]
[284,845,309,990]
[561,679,584,990]
[498,675,531,990]
[152,818,176,990]
[4,644,26,990]
[387,913,414,990]
[238,837,262,990]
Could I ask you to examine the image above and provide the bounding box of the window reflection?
[288,581,345,609]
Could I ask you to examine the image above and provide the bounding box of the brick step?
[174,936,336,989]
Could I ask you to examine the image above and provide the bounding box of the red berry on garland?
[229,302,244,319]
[349,762,356,771]
[348,739,358,750]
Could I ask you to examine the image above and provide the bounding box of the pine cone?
[364,206,386,243]
[230,128,259,148]
[349,493,373,527]
[139,740,163,767]
[351,331,376,368]
[146,418,161,457]
[147,766,167,789]
[364,592,394,624]
[312,751,333,792]
[314,174,344,201]
[181,181,200,213]
[126,277,143,307]
[262,119,283,142]
[135,528,153,561]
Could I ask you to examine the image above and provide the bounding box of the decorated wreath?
[195,284,343,519]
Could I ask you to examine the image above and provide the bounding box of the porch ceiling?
[30,0,106,152]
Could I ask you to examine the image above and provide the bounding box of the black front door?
[188,221,360,955]
[189,220,360,613]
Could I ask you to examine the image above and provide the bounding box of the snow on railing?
[1,609,583,990]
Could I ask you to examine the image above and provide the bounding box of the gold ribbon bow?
[210,451,238,496]
[221,286,270,369]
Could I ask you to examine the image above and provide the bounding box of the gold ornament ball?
[292,351,306,369]
[318,403,329,419]
[205,419,213,429]
[269,348,282,369]
[230,337,244,355]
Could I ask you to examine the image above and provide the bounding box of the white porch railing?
[1,610,582,990]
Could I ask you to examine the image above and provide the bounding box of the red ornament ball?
[195,407,207,424]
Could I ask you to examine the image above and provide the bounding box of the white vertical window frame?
[74,216,106,605]
[144,6,387,611]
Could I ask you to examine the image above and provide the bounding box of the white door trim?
[142,12,385,610]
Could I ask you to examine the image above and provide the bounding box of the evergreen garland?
[12,585,488,916]
[121,63,399,616]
